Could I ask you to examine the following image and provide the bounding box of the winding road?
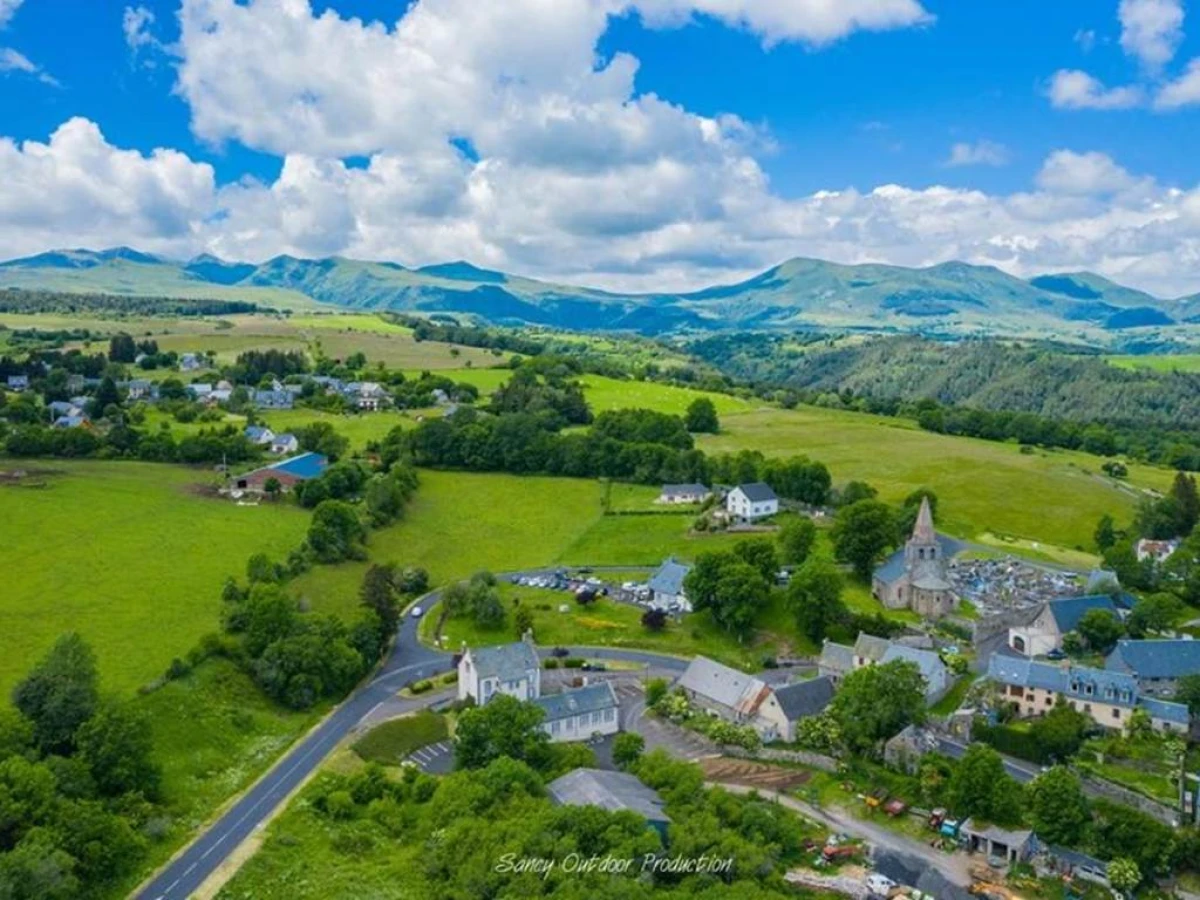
[134,571,689,900]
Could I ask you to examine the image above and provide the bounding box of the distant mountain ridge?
[1,247,1197,339]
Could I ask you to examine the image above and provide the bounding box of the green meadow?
[699,405,1151,550]
[0,460,309,698]
[1107,353,1200,373]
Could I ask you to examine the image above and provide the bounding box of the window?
[1045,695,1053,705]
[1112,709,1120,719]
[1084,684,1093,696]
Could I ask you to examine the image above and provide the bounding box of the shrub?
[563,658,585,669]
[409,680,433,694]
[440,673,458,685]
[543,659,560,669]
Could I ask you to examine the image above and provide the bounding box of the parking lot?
[406,739,455,774]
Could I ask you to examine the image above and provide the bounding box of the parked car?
[551,646,571,658]
[1045,648,1068,660]
[410,606,423,618]
[581,662,607,672]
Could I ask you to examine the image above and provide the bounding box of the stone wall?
[725,744,839,772]
[1077,772,1178,825]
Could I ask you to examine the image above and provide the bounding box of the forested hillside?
[690,335,1200,433]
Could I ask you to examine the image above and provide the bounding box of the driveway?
[618,682,721,760]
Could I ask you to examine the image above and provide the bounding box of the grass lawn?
[402,366,512,393]
[1107,353,1200,373]
[109,660,326,898]
[0,460,310,698]
[930,674,979,716]
[433,586,772,670]
[287,313,413,335]
[557,513,746,566]
[309,330,500,370]
[700,405,1157,550]
[580,374,760,416]
[353,711,449,765]
[290,471,608,621]
[257,408,419,450]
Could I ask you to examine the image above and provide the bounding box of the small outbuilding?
[547,768,670,839]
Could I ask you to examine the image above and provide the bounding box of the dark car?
[551,646,571,658]
[1045,648,1068,660]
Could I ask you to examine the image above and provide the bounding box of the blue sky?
[1,0,1199,295]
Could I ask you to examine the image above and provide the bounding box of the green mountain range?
[2,247,1197,340]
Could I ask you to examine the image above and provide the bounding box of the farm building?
[534,682,619,743]
[547,769,670,838]
[657,483,711,505]
[769,676,836,742]
[960,820,1038,865]
[647,557,692,612]
[725,482,778,521]
[233,452,328,493]
[457,636,541,705]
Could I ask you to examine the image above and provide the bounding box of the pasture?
[700,406,1152,551]
[1107,353,1200,373]
[0,460,309,698]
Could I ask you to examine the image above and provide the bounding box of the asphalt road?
[134,570,693,900]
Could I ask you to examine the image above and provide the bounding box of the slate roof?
[881,644,946,685]
[269,452,328,480]
[466,639,539,681]
[854,633,891,663]
[961,819,1035,849]
[245,425,272,442]
[911,560,953,591]
[772,676,835,721]
[1046,594,1123,634]
[271,433,297,447]
[660,483,709,498]
[819,640,855,673]
[678,656,769,715]
[52,415,87,428]
[732,482,777,502]
[534,682,618,723]
[874,534,959,586]
[986,655,1190,724]
[1046,846,1108,878]
[1107,639,1200,680]
[547,768,670,824]
[648,557,691,597]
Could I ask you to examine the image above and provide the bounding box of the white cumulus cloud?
[1156,57,1200,108]
[1119,0,1184,70]
[0,0,22,28]
[945,140,1010,168]
[1047,69,1143,109]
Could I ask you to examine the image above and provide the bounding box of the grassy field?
[580,374,760,416]
[0,460,309,698]
[290,471,768,622]
[258,408,419,450]
[434,585,774,670]
[700,406,1154,550]
[352,711,448,765]
[1107,353,1200,373]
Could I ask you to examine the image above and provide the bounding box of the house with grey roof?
[678,655,773,732]
[768,676,836,742]
[871,498,958,619]
[270,433,299,455]
[457,636,542,705]
[818,640,855,683]
[547,768,670,838]
[534,682,619,743]
[5,374,29,391]
[882,643,950,703]
[1106,639,1200,697]
[987,654,1188,733]
[253,389,294,410]
[657,483,711,505]
[819,635,950,705]
[647,557,692,612]
[725,482,778,521]
[960,820,1038,865]
[1008,593,1129,657]
[244,425,276,445]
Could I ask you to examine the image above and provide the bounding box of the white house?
[657,483,711,505]
[647,557,692,612]
[245,425,276,446]
[270,433,299,455]
[1007,594,1126,657]
[534,682,620,743]
[457,637,541,705]
[1136,538,1180,563]
[725,482,779,521]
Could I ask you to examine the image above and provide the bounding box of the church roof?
[912,496,936,543]
[911,561,952,591]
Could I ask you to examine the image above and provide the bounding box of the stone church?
[872,498,958,619]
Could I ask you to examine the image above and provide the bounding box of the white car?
[410,606,423,618]
[865,874,896,897]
